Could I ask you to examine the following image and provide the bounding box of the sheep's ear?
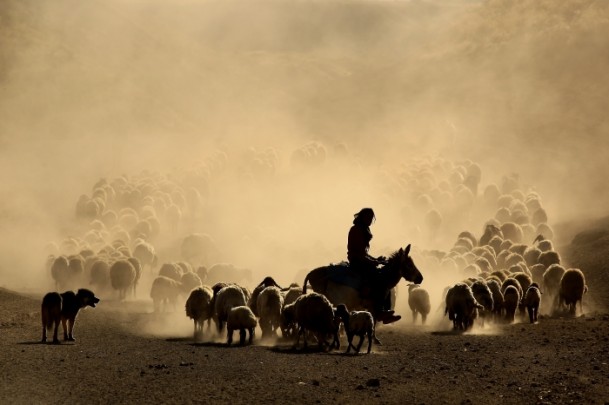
[404,244,411,256]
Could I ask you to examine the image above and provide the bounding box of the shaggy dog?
[41,288,100,344]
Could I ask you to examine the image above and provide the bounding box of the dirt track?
[2,284,609,405]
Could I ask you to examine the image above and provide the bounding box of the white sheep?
[407,284,431,324]
[150,276,182,313]
[226,306,257,345]
[214,284,247,333]
[110,260,136,301]
[557,268,588,316]
[334,304,374,354]
[256,286,284,339]
[185,286,214,341]
[522,283,542,323]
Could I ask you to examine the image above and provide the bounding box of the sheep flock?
[40,144,591,352]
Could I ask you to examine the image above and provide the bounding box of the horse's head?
[397,244,423,284]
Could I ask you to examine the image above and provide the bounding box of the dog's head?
[77,288,100,308]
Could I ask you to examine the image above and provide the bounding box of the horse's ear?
[398,247,404,256]
[404,244,411,256]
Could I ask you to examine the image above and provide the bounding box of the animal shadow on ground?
[269,345,338,355]
[18,341,75,345]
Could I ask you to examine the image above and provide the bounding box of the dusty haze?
[1,0,608,310]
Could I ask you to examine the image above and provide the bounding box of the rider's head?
[353,208,375,226]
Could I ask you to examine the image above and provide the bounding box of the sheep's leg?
[67,318,75,341]
[239,329,246,345]
[355,335,364,353]
[366,332,372,354]
[62,318,68,341]
[422,313,427,325]
[52,320,60,344]
[248,327,255,344]
[227,327,233,345]
[294,326,303,349]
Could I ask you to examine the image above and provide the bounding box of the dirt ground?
[2,220,609,405]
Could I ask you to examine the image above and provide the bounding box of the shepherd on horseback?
[347,208,401,324]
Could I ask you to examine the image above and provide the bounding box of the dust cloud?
[0,0,607,331]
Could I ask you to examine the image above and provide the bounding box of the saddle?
[326,262,371,298]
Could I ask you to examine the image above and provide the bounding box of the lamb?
[444,283,484,331]
[110,260,136,300]
[41,289,100,343]
[150,276,182,313]
[334,304,374,354]
[226,306,257,345]
[293,292,339,350]
[407,284,431,324]
[185,286,214,341]
[522,283,542,323]
[214,284,248,333]
[503,285,520,322]
[256,286,284,339]
[557,268,588,316]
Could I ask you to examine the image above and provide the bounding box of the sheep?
[501,277,523,299]
[280,302,297,339]
[457,231,478,249]
[282,285,303,307]
[185,286,214,341]
[471,280,494,323]
[214,285,247,333]
[256,286,284,339]
[150,276,182,313]
[226,306,257,345]
[89,260,110,291]
[407,284,431,324]
[503,285,521,322]
[110,260,136,300]
[479,224,503,247]
[486,279,504,319]
[523,246,542,267]
[51,256,71,290]
[522,283,542,323]
[538,250,561,268]
[126,257,142,298]
[293,292,339,350]
[543,264,566,299]
[159,263,182,282]
[444,283,483,331]
[248,276,283,317]
[180,272,203,294]
[334,304,374,354]
[557,269,588,316]
[132,241,157,273]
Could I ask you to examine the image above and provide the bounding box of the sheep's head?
[334,304,349,321]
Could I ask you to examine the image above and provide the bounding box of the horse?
[302,244,423,344]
